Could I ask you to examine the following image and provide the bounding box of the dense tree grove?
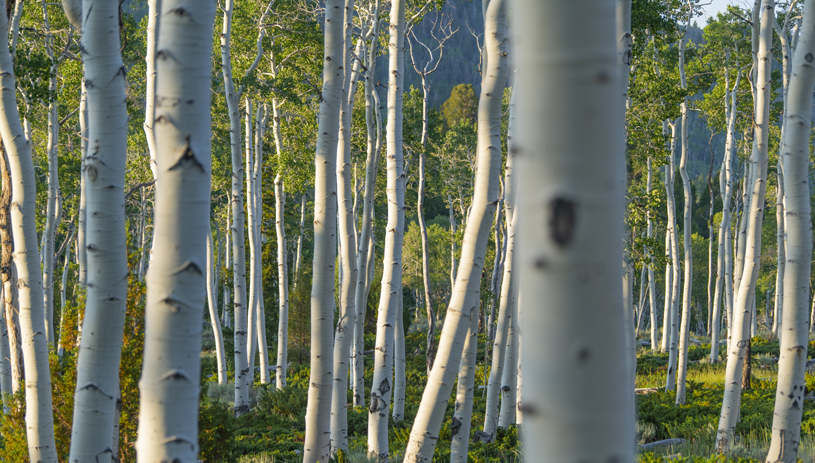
[0,0,813,462]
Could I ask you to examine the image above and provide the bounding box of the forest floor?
[196,328,815,462]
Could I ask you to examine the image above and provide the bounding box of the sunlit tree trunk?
[401,0,507,458]
[271,97,289,389]
[647,157,658,350]
[136,1,215,459]
[513,0,632,460]
[0,285,8,412]
[245,100,258,374]
[498,289,519,428]
[0,149,21,394]
[772,165,784,337]
[718,0,774,450]
[253,104,269,384]
[765,3,814,458]
[220,0,250,414]
[144,0,160,178]
[302,0,342,460]
[69,0,131,459]
[331,7,362,445]
[41,10,59,345]
[0,1,57,459]
[665,120,681,391]
[661,230,671,352]
[368,0,406,455]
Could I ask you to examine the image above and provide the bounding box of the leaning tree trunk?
[717,0,774,451]
[498,279,520,429]
[513,0,633,460]
[401,0,508,459]
[450,311,478,462]
[368,0,406,455]
[207,231,227,385]
[765,3,814,459]
[135,2,215,460]
[69,0,131,460]
[220,0,250,414]
[302,0,343,460]
[0,1,57,460]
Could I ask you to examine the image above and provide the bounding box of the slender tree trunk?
[647,157,658,350]
[0,284,9,412]
[449,192,457,289]
[661,230,672,352]
[665,121,681,391]
[498,289,519,428]
[773,165,785,337]
[57,228,73,357]
[675,98,693,405]
[483,137,517,438]
[450,312,478,462]
[221,0,251,413]
[246,100,257,374]
[207,232,227,385]
[144,0,160,178]
[69,0,131,459]
[272,97,289,389]
[401,0,507,458]
[513,0,632,460]
[368,0,406,454]
[711,69,739,363]
[331,14,362,447]
[302,0,343,460]
[77,83,88,288]
[417,73,435,373]
[254,104,269,384]
[766,4,815,458]
[0,1,57,459]
[353,12,382,407]
[293,194,305,288]
[42,70,58,347]
[135,2,215,459]
[718,0,774,450]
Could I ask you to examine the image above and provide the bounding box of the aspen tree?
[514,0,632,460]
[207,231,227,385]
[498,290,519,428]
[711,67,740,363]
[69,0,130,458]
[331,0,364,441]
[353,5,383,406]
[0,0,57,459]
[368,0,408,454]
[246,100,257,372]
[647,157,658,350]
[662,231,672,352]
[450,313,478,462]
[675,5,694,404]
[144,0,160,178]
[220,0,274,413]
[0,290,8,412]
[302,0,343,460]
[401,0,508,459]
[765,1,815,459]
[484,109,517,436]
[717,0,774,450]
[135,1,215,460]
[665,121,681,391]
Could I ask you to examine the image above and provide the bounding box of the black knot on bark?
[549,197,576,248]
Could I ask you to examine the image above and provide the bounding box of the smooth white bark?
[766,2,815,458]
[207,232,227,385]
[302,0,343,460]
[0,2,57,459]
[717,0,774,450]
[513,0,632,460]
[135,1,215,460]
[69,0,130,459]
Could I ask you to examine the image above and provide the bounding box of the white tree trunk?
[0,285,9,413]
[207,232,227,385]
[69,0,130,459]
[483,166,518,438]
[513,0,633,460]
[135,1,215,459]
[368,0,406,455]
[352,14,382,406]
[253,104,269,385]
[450,312,478,462]
[711,69,739,363]
[665,121,681,391]
[77,82,88,288]
[647,157,658,350]
[220,0,251,413]
[302,0,343,460]
[765,3,815,459]
[717,0,774,450]
[330,7,362,446]
[143,0,160,178]
[0,2,57,459]
[498,289,519,428]
[246,100,257,373]
[772,165,785,337]
[57,228,73,357]
[661,229,672,352]
[675,98,693,405]
[272,99,289,390]
[401,0,507,459]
